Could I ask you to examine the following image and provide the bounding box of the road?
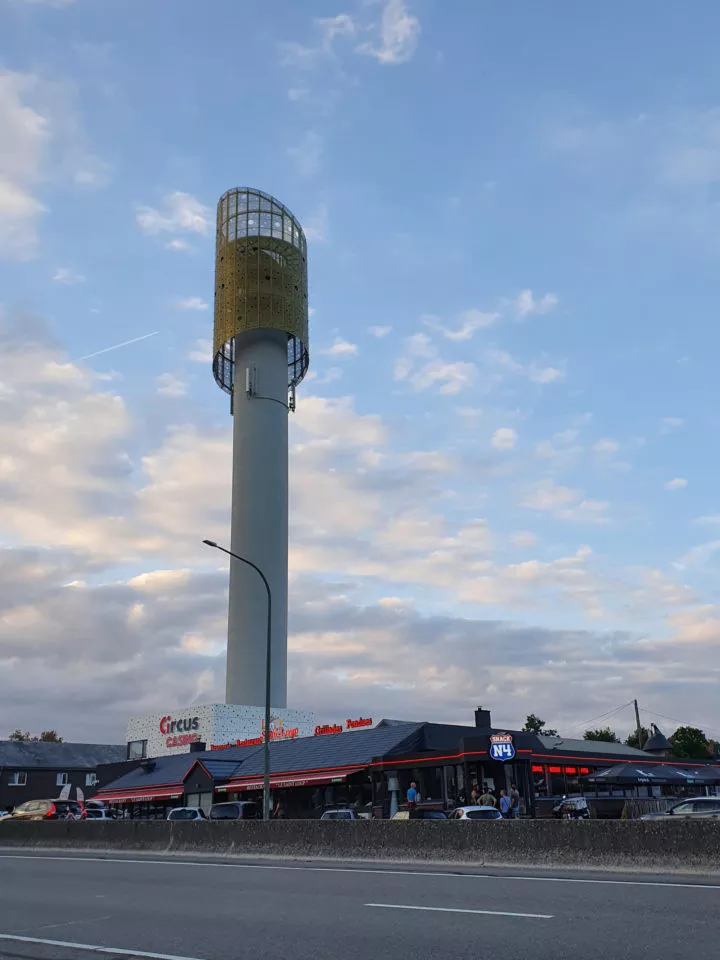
[0,852,718,959]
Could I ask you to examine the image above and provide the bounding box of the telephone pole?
[633,699,644,750]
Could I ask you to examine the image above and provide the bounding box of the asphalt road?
[0,852,718,960]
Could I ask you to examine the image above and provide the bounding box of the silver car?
[449,805,504,821]
[641,797,720,820]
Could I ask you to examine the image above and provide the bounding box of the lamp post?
[203,538,273,821]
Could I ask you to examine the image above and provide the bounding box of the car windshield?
[169,810,199,821]
[210,806,239,820]
[466,810,499,820]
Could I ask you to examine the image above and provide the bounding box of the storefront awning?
[96,787,184,803]
[585,763,720,786]
[220,768,365,793]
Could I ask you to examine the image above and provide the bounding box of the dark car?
[209,801,261,821]
[10,800,83,821]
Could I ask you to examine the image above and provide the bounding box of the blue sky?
[1,0,719,743]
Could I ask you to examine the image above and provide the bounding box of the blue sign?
[489,735,515,761]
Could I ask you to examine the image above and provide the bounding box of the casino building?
[96,707,719,819]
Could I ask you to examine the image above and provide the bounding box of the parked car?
[392,809,448,820]
[320,809,361,820]
[10,800,84,821]
[641,797,720,820]
[167,807,207,822]
[209,801,261,821]
[449,805,504,821]
[83,808,117,821]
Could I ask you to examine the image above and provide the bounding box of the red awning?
[219,768,365,793]
[96,787,183,803]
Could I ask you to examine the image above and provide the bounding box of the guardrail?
[1,819,719,873]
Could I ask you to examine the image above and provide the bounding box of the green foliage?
[7,729,63,743]
[583,727,620,743]
[625,727,650,749]
[522,714,558,736]
[669,726,710,759]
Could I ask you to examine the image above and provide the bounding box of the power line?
[562,701,634,733]
[639,706,720,740]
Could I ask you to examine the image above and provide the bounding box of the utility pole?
[633,699,643,750]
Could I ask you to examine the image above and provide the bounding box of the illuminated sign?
[346,717,372,729]
[489,734,516,761]
[210,719,300,751]
[159,715,200,735]
[315,724,343,736]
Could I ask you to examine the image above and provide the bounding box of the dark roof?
[644,725,673,753]
[536,735,652,760]
[96,753,211,794]
[0,740,125,769]
[224,721,424,780]
[97,721,425,794]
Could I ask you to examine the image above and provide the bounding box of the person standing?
[407,782,419,810]
[499,789,512,818]
[479,784,497,807]
[470,784,480,805]
[510,783,521,818]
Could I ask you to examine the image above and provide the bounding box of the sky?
[1,0,720,745]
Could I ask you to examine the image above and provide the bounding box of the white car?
[449,805,504,821]
[320,809,361,820]
[167,807,207,822]
[83,808,116,821]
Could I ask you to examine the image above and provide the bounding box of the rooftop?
[0,741,126,769]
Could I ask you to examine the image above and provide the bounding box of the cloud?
[136,192,212,239]
[485,348,565,385]
[395,333,476,395]
[303,202,328,242]
[320,338,358,358]
[512,289,559,318]
[369,325,392,338]
[52,267,85,285]
[510,531,537,548]
[156,373,187,398]
[175,296,209,311]
[166,239,191,253]
[662,417,684,429]
[592,438,620,454]
[424,309,499,341]
[287,131,324,177]
[521,479,609,524]
[0,72,50,259]
[492,427,518,451]
[281,14,357,70]
[188,338,213,364]
[665,477,688,490]
[357,0,421,65]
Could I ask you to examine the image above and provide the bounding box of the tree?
[625,727,649,749]
[38,731,63,743]
[583,727,620,743]
[669,726,710,759]
[8,730,32,742]
[522,714,558,737]
[7,730,63,743]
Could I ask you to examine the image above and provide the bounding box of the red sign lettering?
[314,724,343,736]
[346,717,372,729]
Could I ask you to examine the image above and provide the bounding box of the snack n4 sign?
[489,733,515,761]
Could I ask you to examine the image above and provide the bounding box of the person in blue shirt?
[499,789,512,818]
[406,782,419,809]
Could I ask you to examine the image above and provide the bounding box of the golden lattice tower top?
[213,187,309,395]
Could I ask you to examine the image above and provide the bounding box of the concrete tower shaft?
[213,188,309,708]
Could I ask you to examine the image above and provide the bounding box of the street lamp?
[203,538,273,821]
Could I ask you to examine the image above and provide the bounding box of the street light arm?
[202,538,273,822]
[202,539,271,601]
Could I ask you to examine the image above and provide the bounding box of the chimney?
[474,707,491,729]
[189,741,206,753]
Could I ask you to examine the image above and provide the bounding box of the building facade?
[0,741,126,812]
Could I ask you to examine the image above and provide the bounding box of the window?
[56,773,69,787]
[85,774,98,787]
[127,740,147,761]
[8,772,27,786]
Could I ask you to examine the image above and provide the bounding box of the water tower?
[213,188,309,708]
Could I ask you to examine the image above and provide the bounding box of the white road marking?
[0,854,718,891]
[0,933,206,960]
[366,903,553,919]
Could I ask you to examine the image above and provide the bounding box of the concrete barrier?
[1,819,719,873]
